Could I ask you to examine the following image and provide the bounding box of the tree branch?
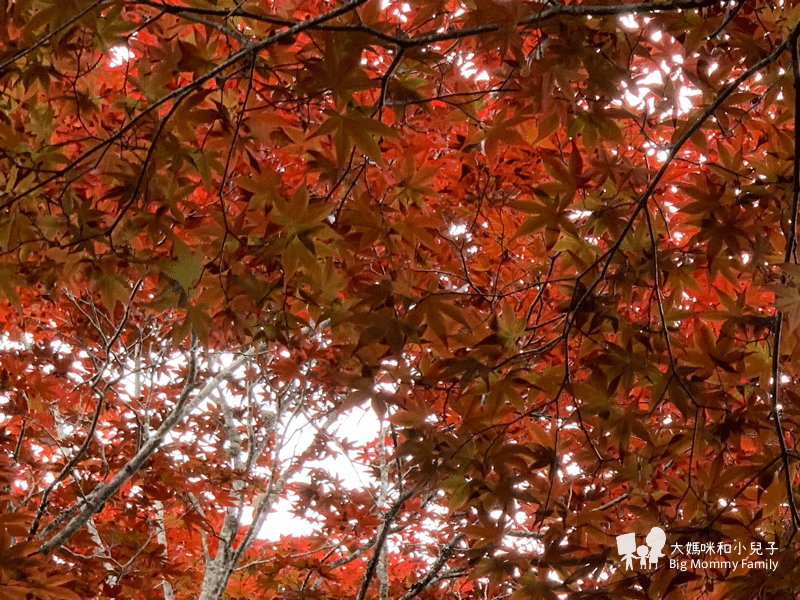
[398,534,465,600]
[38,344,255,555]
[0,0,107,74]
[769,27,800,535]
[3,0,371,214]
[355,489,414,600]
[568,19,800,336]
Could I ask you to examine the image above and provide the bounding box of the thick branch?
[400,0,720,47]
[128,0,721,50]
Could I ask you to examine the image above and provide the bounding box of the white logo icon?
[616,527,666,570]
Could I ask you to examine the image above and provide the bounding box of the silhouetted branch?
[398,534,466,600]
[355,489,414,600]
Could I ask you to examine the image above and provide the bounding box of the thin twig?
[769,27,800,535]
[707,0,747,40]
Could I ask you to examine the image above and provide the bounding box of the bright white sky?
[245,405,382,539]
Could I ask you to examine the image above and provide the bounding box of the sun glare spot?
[620,14,639,30]
[108,46,134,67]
[448,222,468,237]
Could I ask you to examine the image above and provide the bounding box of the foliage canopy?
[2,0,800,599]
